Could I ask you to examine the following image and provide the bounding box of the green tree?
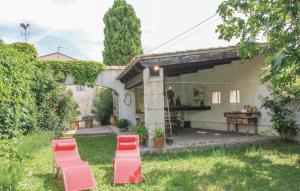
[216,0,300,137]
[216,0,299,91]
[92,88,113,125]
[103,0,142,65]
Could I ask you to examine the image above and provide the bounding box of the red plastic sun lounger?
[52,138,98,191]
[113,135,142,185]
[52,139,81,168]
[62,163,97,191]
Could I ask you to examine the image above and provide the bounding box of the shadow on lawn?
[34,173,64,191]
[197,155,300,190]
[143,140,300,191]
[76,135,117,165]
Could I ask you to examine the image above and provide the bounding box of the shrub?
[0,41,77,138]
[261,91,298,139]
[32,70,77,136]
[92,88,113,125]
[0,43,37,138]
[9,42,38,61]
[116,119,129,129]
[132,124,147,139]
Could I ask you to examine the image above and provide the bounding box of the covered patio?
[140,128,275,153]
[118,46,272,148]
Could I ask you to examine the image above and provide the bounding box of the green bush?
[261,91,298,139]
[0,41,77,138]
[9,42,38,61]
[32,69,77,136]
[92,88,113,125]
[132,124,147,139]
[0,43,37,138]
[116,119,129,129]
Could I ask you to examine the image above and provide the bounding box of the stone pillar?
[143,67,165,147]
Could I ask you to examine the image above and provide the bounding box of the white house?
[116,46,300,145]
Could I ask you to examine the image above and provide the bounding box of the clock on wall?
[123,93,132,105]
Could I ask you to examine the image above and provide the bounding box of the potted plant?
[132,124,148,146]
[152,127,165,148]
[116,119,129,131]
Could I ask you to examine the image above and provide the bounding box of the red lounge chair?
[62,163,97,191]
[52,139,82,169]
[52,138,98,191]
[113,135,142,185]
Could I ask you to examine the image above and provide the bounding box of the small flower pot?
[153,138,165,148]
[139,138,146,146]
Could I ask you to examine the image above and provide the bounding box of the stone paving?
[64,122,114,136]
[65,124,277,153]
[141,128,277,153]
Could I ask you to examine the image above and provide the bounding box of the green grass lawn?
[13,135,300,191]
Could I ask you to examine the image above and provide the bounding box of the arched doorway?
[65,66,136,125]
[95,66,136,124]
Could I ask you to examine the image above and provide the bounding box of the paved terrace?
[65,125,277,152]
[140,128,277,153]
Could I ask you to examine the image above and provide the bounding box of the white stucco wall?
[166,55,282,135]
[66,85,100,117]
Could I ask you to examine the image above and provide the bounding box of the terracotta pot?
[139,138,146,146]
[153,138,165,148]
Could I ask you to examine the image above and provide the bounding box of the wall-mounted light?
[150,65,160,76]
[153,65,160,71]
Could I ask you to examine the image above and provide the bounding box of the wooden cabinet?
[224,112,259,134]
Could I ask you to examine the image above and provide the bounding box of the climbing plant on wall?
[37,60,105,86]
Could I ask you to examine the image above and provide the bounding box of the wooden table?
[224,112,259,134]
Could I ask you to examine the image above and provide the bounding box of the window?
[230,90,240,103]
[212,91,221,104]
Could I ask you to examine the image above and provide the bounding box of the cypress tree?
[103,0,142,65]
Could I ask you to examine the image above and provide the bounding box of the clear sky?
[0,0,237,61]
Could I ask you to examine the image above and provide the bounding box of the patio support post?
[143,67,165,147]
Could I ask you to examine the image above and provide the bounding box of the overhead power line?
[160,17,220,52]
[147,13,218,53]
